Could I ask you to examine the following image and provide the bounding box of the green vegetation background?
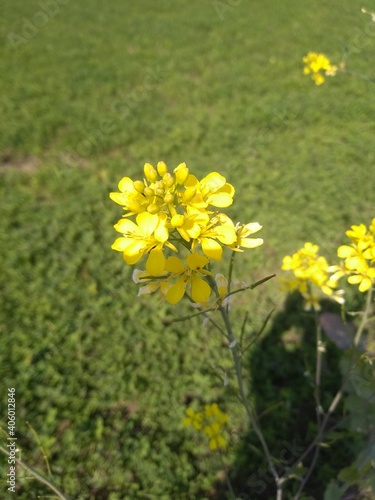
[1,0,374,498]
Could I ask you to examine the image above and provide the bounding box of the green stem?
[218,306,283,499]
[291,287,373,498]
[354,286,373,347]
[341,67,375,83]
[314,313,323,428]
[0,443,68,500]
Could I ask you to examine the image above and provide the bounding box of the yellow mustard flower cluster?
[281,242,344,311]
[303,52,338,85]
[183,403,229,450]
[330,219,375,292]
[110,162,263,304]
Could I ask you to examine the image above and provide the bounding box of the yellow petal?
[359,278,371,292]
[165,256,185,274]
[146,248,166,276]
[337,245,355,258]
[136,212,159,236]
[109,192,128,206]
[186,253,210,270]
[347,275,362,284]
[114,218,138,234]
[240,237,264,248]
[206,192,233,208]
[166,277,186,304]
[200,172,226,190]
[201,238,223,260]
[190,275,211,303]
[215,225,237,245]
[111,237,132,252]
[118,177,135,192]
[122,241,145,264]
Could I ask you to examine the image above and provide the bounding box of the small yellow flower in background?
[281,242,344,310]
[183,408,204,430]
[331,219,375,292]
[110,162,263,305]
[183,403,229,450]
[302,52,338,85]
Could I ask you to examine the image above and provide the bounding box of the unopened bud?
[163,173,174,188]
[164,193,174,204]
[144,162,158,182]
[147,203,160,214]
[133,180,145,193]
[144,187,154,197]
[174,162,189,184]
[157,161,168,176]
[171,214,185,227]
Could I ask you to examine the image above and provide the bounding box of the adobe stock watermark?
[73,65,168,159]
[7,0,70,50]
[213,0,243,21]
[330,7,375,63]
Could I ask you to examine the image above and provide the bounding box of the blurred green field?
[1,0,375,498]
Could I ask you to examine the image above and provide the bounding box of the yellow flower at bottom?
[183,403,229,450]
[204,422,227,450]
[183,408,203,430]
[164,253,213,304]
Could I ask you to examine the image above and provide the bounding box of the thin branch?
[224,274,276,300]
[0,444,68,500]
[219,306,283,498]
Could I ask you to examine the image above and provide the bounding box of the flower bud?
[144,187,154,198]
[133,180,145,193]
[144,163,158,182]
[174,162,189,184]
[157,161,168,176]
[163,173,174,188]
[164,193,174,204]
[171,214,185,227]
[182,186,196,202]
[147,203,160,214]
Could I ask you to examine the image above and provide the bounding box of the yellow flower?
[191,213,237,261]
[182,172,235,209]
[164,253,213,304]
[169,206,207,242]
[204,403,228,424]
[336,219,375,292]
[110,162,265,300]
[229,220,263,252]
[282,242,344,310]
[203,422,227,450]
[183,408,203,430]
[183,403,229,450]
[109,177,149,215]
[303,52,338,85]
[110,162,192,217]
[112,212,175,273]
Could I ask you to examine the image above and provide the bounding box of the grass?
[1,0,375,498]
